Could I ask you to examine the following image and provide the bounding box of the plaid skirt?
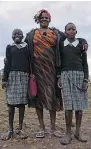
[5,71,29,105]
[61,71,88,110]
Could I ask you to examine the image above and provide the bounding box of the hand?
[2,82,7,89]
[57,77,62,89]
[4,58,7,65]
[82,43,88,51]
[82,81,88,91]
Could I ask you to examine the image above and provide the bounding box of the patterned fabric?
[61,71,88,110]
[5,71,29,105]
[30,29,62,111]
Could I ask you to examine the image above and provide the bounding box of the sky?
[0,1,91,74]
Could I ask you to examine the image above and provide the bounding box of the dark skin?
[2,30,27,140]
[59,23,88,145]
[39,12,50,33]
[35,12,57,137]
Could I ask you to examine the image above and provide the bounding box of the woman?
[58,22,88,145]
[25,9,65,138]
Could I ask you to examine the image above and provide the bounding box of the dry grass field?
[0,84,91,149]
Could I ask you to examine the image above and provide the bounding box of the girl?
[58,23,89,145]
[2,29,30,140]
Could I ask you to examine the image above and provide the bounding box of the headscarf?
[34,9,51,24]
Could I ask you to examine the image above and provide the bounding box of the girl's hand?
[82,81,88,91]
[2,82,7,89]
[57,77,62,89]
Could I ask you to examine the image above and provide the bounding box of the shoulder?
[6,44,11,49]
[26,29,37,36]
[5,45,12,56]
[78,38,88,44]
[77,38,88,52]
[51,27,66,41]
[51,27,62,35]
[25,29,36,42]
[6,45,11,52]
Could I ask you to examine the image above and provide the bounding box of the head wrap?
[34,9,51,24]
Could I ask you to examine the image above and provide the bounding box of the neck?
[14,42,22,44]
[40,26,48,30]
[67,38,76,43]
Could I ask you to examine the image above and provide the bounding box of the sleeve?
[24,30,35,65]
[24,30,34,47]
[24,32,31,60]
[57,30,67,41]
[82,51,89,81]
[24,33,29,45]
[51,27,67,41]
[26,44,31,73]
[79,38,89,81]
[2,45,11,82]
[79,38,88,51]
[56,40,64,77]
[24,32,32,58]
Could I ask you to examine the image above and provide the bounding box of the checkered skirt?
[61,71,88,110]
[5,71,29,105]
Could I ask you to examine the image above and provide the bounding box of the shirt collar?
[64,39,79,47]
[12,42,27,49]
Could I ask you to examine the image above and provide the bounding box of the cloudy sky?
[0,1,91,74]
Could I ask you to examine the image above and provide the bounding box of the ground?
[0,84,91,149]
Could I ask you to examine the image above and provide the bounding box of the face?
[39,12,50,28]
[65,24,77,39]
[12,29,23,43]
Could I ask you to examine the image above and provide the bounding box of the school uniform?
[60,38,89,110]
[2,42,30,106]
